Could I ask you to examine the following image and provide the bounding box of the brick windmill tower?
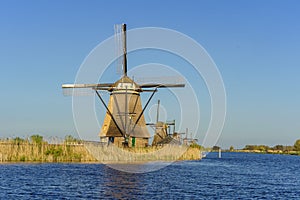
[62,24,184,147]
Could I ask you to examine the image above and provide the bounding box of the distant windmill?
[62,24,185,147]
[147,100,179,145]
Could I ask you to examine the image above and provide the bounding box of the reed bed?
[0,139,201,163]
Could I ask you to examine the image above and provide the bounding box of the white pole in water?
[218,148,221,158]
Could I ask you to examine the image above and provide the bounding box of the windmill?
[62,24,185,147]
[147,100,180,145]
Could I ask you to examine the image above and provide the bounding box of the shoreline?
[218,150,300,156]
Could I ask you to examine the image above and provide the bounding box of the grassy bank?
[0,140,201,163]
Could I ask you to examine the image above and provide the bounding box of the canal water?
[0,152,299,199]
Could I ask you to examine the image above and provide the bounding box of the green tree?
[284,146,294,152]
[229,146,234,151]
[244,145,255,150]
[294,139,300,151]
[212,146,220,151]
[13,137,25,145]
[30,134,43,145]
[64,135,80,144]
[273,145,284,151]
[258,145,269,152]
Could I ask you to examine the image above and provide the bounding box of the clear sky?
[0,0,299,148]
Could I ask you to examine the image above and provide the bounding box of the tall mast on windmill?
[122,24,127,77]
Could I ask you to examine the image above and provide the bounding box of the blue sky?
[0,0,299,148]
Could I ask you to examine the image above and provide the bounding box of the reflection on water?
[105,161,172,173]
[102,165,145,199]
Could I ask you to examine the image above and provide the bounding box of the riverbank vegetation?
[226,139,300,155]
[0,135,95,162]
[0,135,201,162]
